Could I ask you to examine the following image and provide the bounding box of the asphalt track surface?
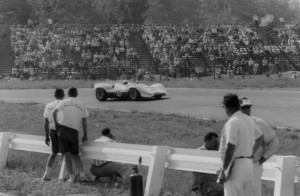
[0,88,299,129]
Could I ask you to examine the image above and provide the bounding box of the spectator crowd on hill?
[7,23,300,80]
[10,24,141,80]
[141,23,300,78]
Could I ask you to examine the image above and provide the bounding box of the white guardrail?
[0,132,299,196]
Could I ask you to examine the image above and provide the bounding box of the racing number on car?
[116,90,122,97]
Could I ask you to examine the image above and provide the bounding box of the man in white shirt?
[240,97,280,196]
[90,128,127,182]
[42,89,64,181]
[218,93,263,196]
[53,87,89,183]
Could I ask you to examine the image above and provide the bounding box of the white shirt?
[55,97,89,132]
[219,111,262,161]
[43,100,62,130]
[92,136,116,166]
[252,116,279,162]
[197,145,206,150]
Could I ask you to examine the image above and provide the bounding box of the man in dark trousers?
[43,89,65,181]
[53,87,89,183]
[191,132,224,196]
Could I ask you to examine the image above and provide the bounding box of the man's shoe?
[66,176,76,183]
[42,174,52,181]
[94,176,100,182]
[78,176,89,183]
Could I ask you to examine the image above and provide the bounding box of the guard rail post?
[144,146,168,196]
[0,132,11,172]
[274,156,297,196]
[296,157,300,183]
[58,156,78,181]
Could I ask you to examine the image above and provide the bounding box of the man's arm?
[253,135,264,155]
[44,118,50,146]
[223,143,236,170]
[217,143,235,184]
[81,117,87,142]
[260,137,279,165]
[53,109,59,129]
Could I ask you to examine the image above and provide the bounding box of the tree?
[0,0,32,24]
[146,0,202,24]
[122,0,149,24]
[26,0,99,25]
[97,0,149,24]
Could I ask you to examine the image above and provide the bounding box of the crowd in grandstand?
[142,23,300,77]
[8,23,300,80]
[10,25,141,80]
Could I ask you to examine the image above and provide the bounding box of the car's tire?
[95,88,108,101]
[129,88,141,101]
[154,95,163,99]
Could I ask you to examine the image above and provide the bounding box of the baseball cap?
[240,97,252,107]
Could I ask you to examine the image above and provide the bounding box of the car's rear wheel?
[95,88,108,101]
[129,88,140,101]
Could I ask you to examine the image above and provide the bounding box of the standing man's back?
[56,94,87,133]
[42,88,64,181]
[53,87,89,183]
[218,93,262,196]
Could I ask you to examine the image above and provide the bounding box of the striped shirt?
[91,136,116,167]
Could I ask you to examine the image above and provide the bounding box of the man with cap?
[218,93,263,196]
[240,97,279,196]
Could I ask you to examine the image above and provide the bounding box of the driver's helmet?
[123,80,128,85]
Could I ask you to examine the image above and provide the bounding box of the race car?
[94,80,167,101]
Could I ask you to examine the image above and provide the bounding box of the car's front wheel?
[95,88,108,101]
[154,95,163,99]
[129,88,140,101]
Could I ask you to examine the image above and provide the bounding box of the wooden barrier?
[0,132,299,196]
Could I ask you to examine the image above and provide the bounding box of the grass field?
[1,75,300,90]
[0,102,299,196]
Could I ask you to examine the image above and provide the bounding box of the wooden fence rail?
[0,132,299,196]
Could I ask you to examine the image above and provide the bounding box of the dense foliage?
[0,0,299,25]
[147,0,300,24]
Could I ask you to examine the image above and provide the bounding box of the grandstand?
[2,23,300,80]
[0,25,14,75]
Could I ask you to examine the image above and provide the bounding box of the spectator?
[53,87,89,183]
[10,23,300,80]
[218,93,263,196]
[90,128,127,183]
[191,132,224,196]
[240,97,279,196]
[42,89,65,181]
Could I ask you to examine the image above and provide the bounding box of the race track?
[0,88,299,129]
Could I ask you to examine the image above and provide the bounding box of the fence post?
[0,132,11,172]
[58,156,68,181]
[274,156,297,196]
[296,157,300,183]
[58,156,78,181]
[144,146,168,196]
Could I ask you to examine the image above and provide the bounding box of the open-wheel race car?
[94,80,168,101]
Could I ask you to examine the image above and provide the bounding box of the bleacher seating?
[4,23,300,80]
[0,26,14,75]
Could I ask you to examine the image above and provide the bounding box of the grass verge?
[0,102,299,195]
[1,75,300,90]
